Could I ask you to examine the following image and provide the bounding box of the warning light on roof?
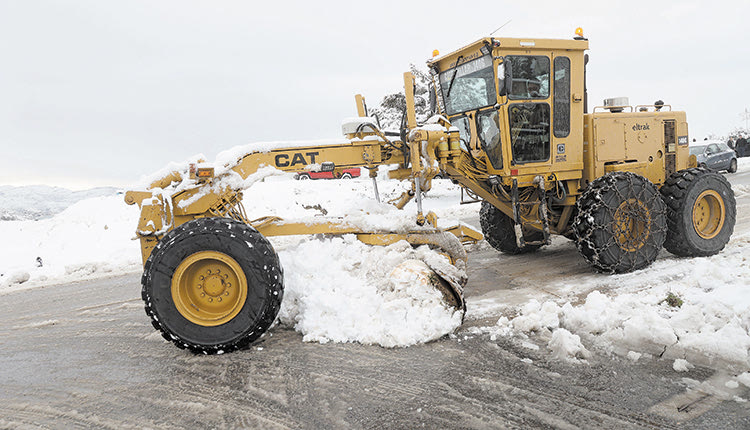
[575,27,584,38]
[196,167,214,178]
[432,49,440,58]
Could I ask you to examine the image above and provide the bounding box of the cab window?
[553,56,570,138]
[506,56,550,100]
[439,55,496,115]
[509,103,550,163]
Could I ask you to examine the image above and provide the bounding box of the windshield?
[439,55,496,115]
[689,145,707,156]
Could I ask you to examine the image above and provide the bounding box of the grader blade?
[245,215,475,313]
[384,231,469,313]
[389,259,464,312]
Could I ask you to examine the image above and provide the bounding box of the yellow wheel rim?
[692,190,725,239]
[171,251,248,327]
[613,198,651,252]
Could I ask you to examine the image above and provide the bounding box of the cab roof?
[428,37,589,71]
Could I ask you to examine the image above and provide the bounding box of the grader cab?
[125,30,735,354]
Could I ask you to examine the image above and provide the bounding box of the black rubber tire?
[341,173,352,179]
[660,167,736,257]
[298,173,310,180]
[728,158,738,173]
[479,201,544,254]
[142,218,284,354]
[573,172,667,273]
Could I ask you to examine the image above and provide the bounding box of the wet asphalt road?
[2,270,750,429]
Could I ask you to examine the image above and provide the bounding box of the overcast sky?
[2,0,749,189]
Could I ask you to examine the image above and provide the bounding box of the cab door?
[504,54,552,166]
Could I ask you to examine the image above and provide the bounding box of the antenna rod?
[490,20,512,36]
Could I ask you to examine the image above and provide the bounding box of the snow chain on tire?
[573,172,667,273]
[142,217,284,354]
[660,167,735,257]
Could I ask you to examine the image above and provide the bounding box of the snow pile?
[275,236,462,347]
[548,328,591,362]
[485,232,750,368]
[673,358,694,372]
[0,196,142,289]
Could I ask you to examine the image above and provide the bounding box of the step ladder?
[510,175,551,248]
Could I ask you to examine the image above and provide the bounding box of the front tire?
[142,218,284,354]
[341,172,353,179]
[479,201,544,254]
[660,167,735,257]
[573,172,667,273]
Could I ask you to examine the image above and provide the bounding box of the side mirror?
[429,83,437,115]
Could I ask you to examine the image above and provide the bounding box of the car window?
[689,145,707,156]
[707,144,720,154]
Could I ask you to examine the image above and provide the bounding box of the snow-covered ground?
[0,185,118,221]
[3,158,750,372]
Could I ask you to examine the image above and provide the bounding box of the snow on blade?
[275,235,462,347]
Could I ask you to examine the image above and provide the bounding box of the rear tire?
[660,167,735,257]
[341,172,353,179]
[479,201,544,254]
[142,218,284,354]
[298,173,310,180]
[573,172,667,273]
[728,158,738,173]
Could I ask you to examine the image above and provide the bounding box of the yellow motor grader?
[126,30,735,354]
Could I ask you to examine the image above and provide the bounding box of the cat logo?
[274,151,320,167]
